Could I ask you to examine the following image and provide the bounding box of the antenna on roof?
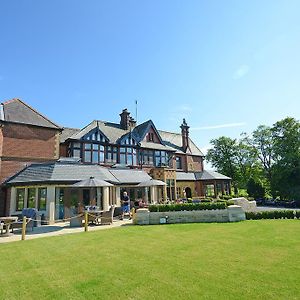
[135,100,138,123]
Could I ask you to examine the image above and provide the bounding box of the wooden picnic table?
[0,216,18,236]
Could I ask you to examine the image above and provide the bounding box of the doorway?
[185,187,192,198]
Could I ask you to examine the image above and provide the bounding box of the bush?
[149,202,227,212]
[246,210,297,220]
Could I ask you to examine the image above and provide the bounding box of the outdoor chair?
[88,212,101,225]
[11,208,37,233]
[101,205,115,225]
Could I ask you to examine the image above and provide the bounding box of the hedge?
[246,210,299,220]
[149,202,227,212]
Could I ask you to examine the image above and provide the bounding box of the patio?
[0,218,132,244]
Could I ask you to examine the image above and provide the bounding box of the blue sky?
[0,0,299,154]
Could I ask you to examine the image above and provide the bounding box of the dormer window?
[121,136,136,145]
[83,129,106,142]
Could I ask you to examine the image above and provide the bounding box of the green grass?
[0,220,299,300]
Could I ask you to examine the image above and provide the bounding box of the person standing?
[121,191,131,220]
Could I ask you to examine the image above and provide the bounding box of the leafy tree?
[247,177,265,199]
[270,117,300,200]
[244,125,274,182]
[206,137,240,194]
[236,137,261,188]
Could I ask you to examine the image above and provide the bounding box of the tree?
[244,125,274,182]
[270,117,300,200]
[236,137,261,188]
[247,177,265,199]
[206,137,240,194]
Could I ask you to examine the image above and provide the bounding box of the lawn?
[0,220,299,300]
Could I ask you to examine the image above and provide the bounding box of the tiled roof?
[159,130,204,156]
[5,161,152,185]
[110,169,152,184]
[0,99,60,129]
[176,172,196,181]
[60,119,204,156]
[60,127,81,143]
[195,170,231,180]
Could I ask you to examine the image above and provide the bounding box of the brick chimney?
[129,116,137,129]
[119,109,130,130]
[180,118,190,152]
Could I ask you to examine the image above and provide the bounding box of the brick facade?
[0,122,60,216]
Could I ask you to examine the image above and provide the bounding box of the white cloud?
[191,122,246,131]
[233,65,250,79]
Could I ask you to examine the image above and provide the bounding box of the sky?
[0,0,300,155]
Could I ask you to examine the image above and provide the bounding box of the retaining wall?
[135,205,246,225]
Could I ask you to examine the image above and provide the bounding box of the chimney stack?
[180,118,190,152]
[120,109,130,130]
[129,116,137,129]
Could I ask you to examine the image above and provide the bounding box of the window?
[84,130,106,142]
[16,188,25,211]
[140,150,154,165]
[83,143,105,163]
[27,188,36,208]
[120,136,136,145]
[38,188,47,210]
[176,156,182,169]
[155,151,168,167]
[119,147,136,165]
[106,146,118,163]
[147,133,154,142]
[216,183,222,196]
[69,142,81,158]
[205,185,215,197]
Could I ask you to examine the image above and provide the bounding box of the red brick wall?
[0,123,59,159]
[59,144,68,157]
[143,127,161,144]
[186,155,203,172]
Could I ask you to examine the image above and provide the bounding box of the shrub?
[246,210,297,220]
[149,202,227,212]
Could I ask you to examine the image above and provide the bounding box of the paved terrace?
[0,218,132,244]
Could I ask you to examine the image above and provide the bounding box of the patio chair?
[88,212,101,225]
[11,208,37,233]
[101,205,115,225]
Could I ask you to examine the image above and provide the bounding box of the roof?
[159,130,204,156]
[176,172,196,181]
[60,127,81,143]
[195,170,231,180]
[61,118,204,156]
[5,161,152,185]
[0,99,60,129]
[110,169,152,184]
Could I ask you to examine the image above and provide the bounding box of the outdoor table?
[0,216,18,236]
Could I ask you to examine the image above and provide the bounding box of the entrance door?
[185,187,192,198]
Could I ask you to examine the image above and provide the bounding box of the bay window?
[155,151,168,167]
[106,146,118,163]
[120,147,137,165]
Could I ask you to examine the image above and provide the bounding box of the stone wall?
[231,197,257,212]
[135,205,245,225]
